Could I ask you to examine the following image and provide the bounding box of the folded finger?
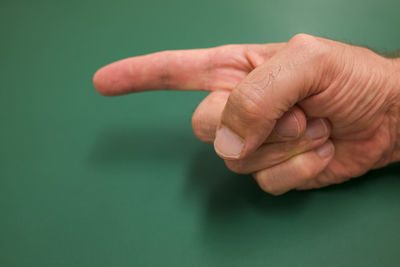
[225,118,331,174]
[253,140,335,195]
[192,90,230,143]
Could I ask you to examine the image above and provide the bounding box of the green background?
[1,0,400,266]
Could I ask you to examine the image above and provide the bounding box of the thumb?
[214,34,329,159]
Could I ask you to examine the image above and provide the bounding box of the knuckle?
[301,165,316,181]
[216,44,240,51]
[293,156,316,180]
[288,33,329,62]
[289,33,317,47]
[216,44,251,60]
[213,45,246,67]
[254,171,281,196]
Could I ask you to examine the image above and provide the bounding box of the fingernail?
[214,125,244,159]
[274,111,300,138]
[316,142,333,158]
[306,119,327,140]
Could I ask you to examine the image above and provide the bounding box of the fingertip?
[92,59,137,96]
[304,118,332,142]
[214,125,245,159]
[322,118,332,135]
[253,140,334,195]
[315,139,334,160]
[274,106,307,140]
[93,63,123,96]
[291,106,307,136]
[93,67,110,96]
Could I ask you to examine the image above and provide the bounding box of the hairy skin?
[93,34,400,195]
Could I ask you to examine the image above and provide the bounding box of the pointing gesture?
[94,34,400,195]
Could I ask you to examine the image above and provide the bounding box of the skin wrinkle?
[243,45,259,70]
[340,78,380,132]
[158,52,172,90]
[215,45,250,71]
[265,65,281,91]
[330,59,356,116]
[203,48,214,91]
[206,46,254,91]
[233,47,254,72]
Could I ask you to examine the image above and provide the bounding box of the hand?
[92,41,327,194]
[93,34,400,195]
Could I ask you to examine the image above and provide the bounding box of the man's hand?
[93,34,400,195]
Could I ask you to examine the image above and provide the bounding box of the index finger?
[93,44,283,96]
